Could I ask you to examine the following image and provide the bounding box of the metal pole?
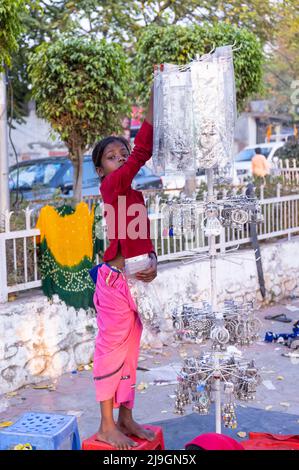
[214,361,222,434]
[207,168,221,433]
[206,169,217,313]
[0,71,9,215]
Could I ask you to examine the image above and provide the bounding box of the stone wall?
[1,236,299,396]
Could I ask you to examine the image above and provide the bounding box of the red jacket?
[100,120,155,262]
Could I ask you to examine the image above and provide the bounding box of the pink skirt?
[93,263,143,409]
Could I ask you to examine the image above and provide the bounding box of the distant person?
[251,147,271,183]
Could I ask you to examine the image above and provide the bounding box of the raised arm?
[101,87,154,199]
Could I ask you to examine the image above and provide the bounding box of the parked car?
[234,142,285,181]
[268,133,295,143]
[9,156,163,201]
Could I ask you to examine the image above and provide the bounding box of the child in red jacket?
[90,87,157,450]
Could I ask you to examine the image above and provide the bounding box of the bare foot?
[96,426,138,450]
[117,418,155,442]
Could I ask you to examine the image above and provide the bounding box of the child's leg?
[96,398,138,450]
[117,403,155,441]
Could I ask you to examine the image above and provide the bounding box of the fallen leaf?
[32,384,56,391]
[280,402,290,407]
[154,361,161,365]
[5,392,18,398]
[265,405,273,411]
[0,421,13,428]
[237,432,247,438]
[137,382,148,391]
[77,365,85,371]
[138,357,146,362]
[13,443,32,450]
[8,294,17,302]
[276,376,284,381]
[161,410,168,414]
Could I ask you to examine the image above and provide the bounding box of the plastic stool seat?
[82,424,164,450]
[0,412,81,450]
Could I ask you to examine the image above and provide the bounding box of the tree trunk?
[72,150,84,203]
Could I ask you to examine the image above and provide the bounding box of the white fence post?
[0,234,8,303]
[276,183,281,198]
[220,227,226,254]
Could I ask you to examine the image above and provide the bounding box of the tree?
[9,0,277,121]
[7,1,76,122]
[263,0,299,118]
[134,23,264,111]
[275,141,299,164]
[28,36,131,201]
[54,0,276,43]
[0,0,29,69]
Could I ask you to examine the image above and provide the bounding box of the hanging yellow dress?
[35,202,97,308]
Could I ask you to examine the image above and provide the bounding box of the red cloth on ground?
[242,433,299,450]
[100,120,155,262]
[185,433,244,451]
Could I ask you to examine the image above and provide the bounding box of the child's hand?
[135,253,157,283]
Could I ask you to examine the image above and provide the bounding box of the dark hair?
[255,147,261,154]
[92,136,131,169]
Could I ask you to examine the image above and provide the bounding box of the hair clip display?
[174,352,260,418]
[153,45,262,433]
[153,64,194,176]
[153,46,237,175]
[172,301,262,347]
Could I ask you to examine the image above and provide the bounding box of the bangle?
[149,251,158,261]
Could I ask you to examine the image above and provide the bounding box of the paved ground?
[1,297,299,449]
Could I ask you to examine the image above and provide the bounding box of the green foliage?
[40,1,276,44]
[0,0,28,68]
[28,36,131,200]
[263,0,299,117]
[134,23,263,112]
[8,0,274,122]
[29,36,131,149]
[275,141,299,163]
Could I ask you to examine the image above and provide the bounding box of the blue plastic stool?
[0,412,81,450]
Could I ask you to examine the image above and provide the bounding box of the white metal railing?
[0,208,41,302]
[278,158,299,185]
[1,189,299,303]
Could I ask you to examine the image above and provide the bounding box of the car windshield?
[136,166,153,177]
[235,147,272,162]
[9,162,63,189]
